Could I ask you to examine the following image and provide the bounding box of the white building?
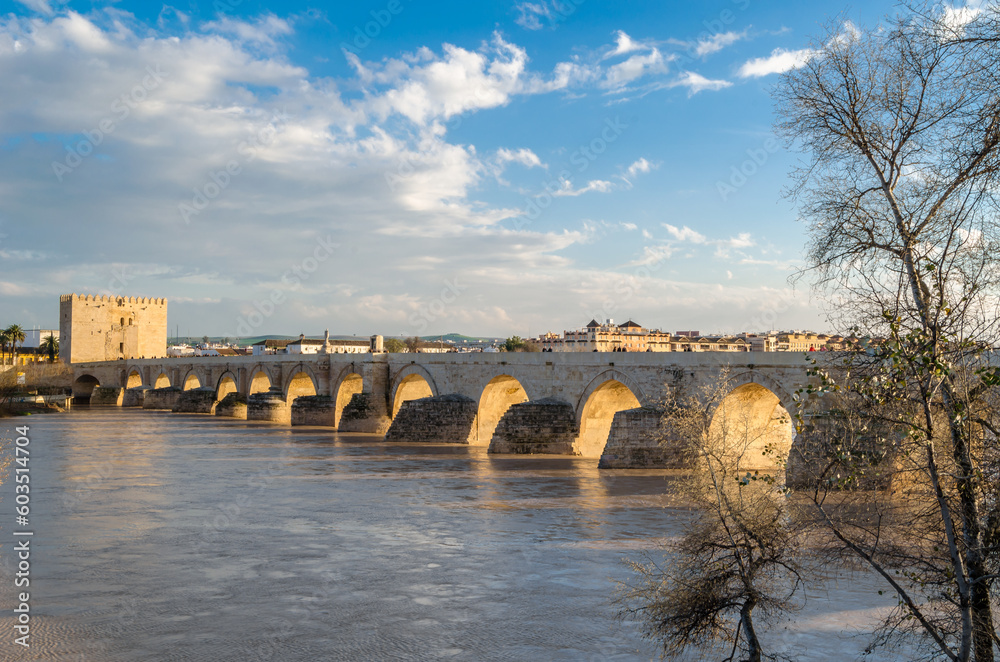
[22,329,59,348]
[281,333,373,355]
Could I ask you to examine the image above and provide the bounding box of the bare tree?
[776,4,1000,659]
[616,375,804,661]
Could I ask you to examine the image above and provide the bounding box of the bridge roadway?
[72,351,817,469]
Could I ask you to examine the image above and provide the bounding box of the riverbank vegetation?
[622,3,1000,659]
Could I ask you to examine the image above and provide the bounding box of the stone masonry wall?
[60,294,167,363]
[122,386,149,407]
[291,395,338,426]
[598,407,692,469]
[215,393,247,419]
[143,387,181,410]
[384,394,478,443]
[175,388,218,414]
[488,398,578,454]
[91,386,124,406]
[339,393,391,434]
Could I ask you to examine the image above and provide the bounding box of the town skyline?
[1,0,930,336]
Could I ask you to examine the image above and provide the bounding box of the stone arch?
[575,370,646,458]
[125,368,143,389]
[391,365,438,418]
[708,380,794,473]
[182,370,202,391]
[153,372,171,388]
[721,371,796,415]
[248,366,273,395]
[284,369,318,402]
[475,374,529,445]
[216,371,239,401]
[333,370,364,429]
[72,374,100,399]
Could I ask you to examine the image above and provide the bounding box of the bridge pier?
[175,387,219,414]
[144,387,182,410]
[91,386,124,406]
[488,398,578,454]
[216,393,247,419]
[338,393,391,434]
[123,386,149,407]
[247,388,290,424]
[384,394,478,443]
[598,407,693,469]
[291,396,338,426]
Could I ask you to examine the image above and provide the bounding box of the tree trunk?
[943,382,996,662]
[740,598,762,662]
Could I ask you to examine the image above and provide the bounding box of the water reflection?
[0,409,898,662]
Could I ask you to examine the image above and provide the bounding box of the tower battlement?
[59,293,168,363]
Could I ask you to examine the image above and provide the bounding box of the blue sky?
[0,0,955,338]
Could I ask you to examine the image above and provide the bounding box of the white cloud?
[360,33,532,126]
[496,147,543,169]
[202,14,293,50]
[627,245,676,266]
[514,2,569,31]
[663,223,708,243]
[942,1,983,30]
[602,48,669,90]
[738,47,816,78]
[724,233,755,249]
[606,30,643,58]
[15,0,53,15]
[668,71,731,95]
[694,29,748,57]
[552,179,614,197]
[625,157,655,178]
[0,11,819,337]
[663,224,755,253]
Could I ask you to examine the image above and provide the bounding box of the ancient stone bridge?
[71,352,817,470]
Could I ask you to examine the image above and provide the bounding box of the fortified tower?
[59,294,168,363]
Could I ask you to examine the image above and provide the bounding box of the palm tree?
[5,325,25,364]
[0,328,10,365]
[40,334,59,363]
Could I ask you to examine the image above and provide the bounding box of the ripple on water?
[0,409,911,661]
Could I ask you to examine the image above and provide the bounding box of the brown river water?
[0,408,905,661]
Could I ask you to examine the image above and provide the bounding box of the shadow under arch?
[72,374,100,399]
[575,369,646,458]
[390,365,438,418]
[182,370,202,390]
[248,368,272,395]
[125,369,143,389]
[285,369,318,402]
[707,379,794,473]
[215,371,238,401]
[475,374,529,445]
[333,370,364,428]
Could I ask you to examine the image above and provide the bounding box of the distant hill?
[170,332,503,347]
[418,333,505,343]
